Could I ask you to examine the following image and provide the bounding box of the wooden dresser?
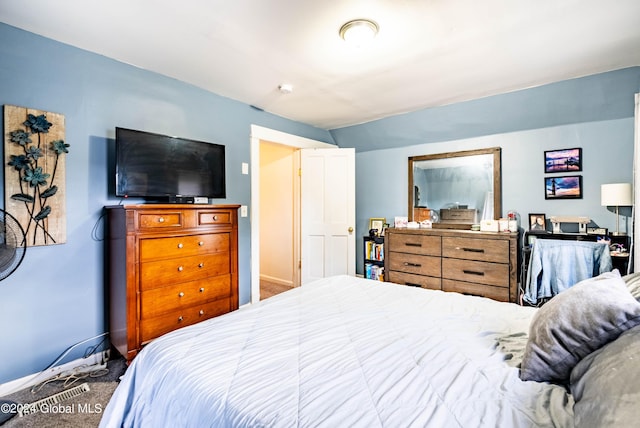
[384,227,518,303]
[105,204,240,362]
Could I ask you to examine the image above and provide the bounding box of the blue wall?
[0,23,334,384]
[350,68,639,274]
[331,68,640,152]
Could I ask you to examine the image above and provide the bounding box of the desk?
[521,231,629,305]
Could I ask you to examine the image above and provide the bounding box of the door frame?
[250,125,335,304]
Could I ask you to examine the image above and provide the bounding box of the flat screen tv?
[115,127,226,200]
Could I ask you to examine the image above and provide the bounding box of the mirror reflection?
[408,148,501,228]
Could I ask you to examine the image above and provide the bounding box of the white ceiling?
[1,0,640,129]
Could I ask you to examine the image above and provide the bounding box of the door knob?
[348,227,354,233]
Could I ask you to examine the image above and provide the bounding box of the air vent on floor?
[19,382,90,417]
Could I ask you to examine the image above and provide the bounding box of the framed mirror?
[408,147,501,229]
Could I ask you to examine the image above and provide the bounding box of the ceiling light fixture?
[339,19,379,46]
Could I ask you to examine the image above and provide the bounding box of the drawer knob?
[198,263,204,268]
[213,215,218,221]
[177,266,184,272]
[178,292,184,297]
[199,310,205,316]
[198,241,204,246]
[199,287,205,293]
[158,217,165,223]
[178,316,184,322]
[178,243,184,249]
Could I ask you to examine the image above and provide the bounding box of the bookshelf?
[363,236,385,280]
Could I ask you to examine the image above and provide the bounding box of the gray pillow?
[622,272,640,301]
[570,324,640,427]
[520,270,640,383]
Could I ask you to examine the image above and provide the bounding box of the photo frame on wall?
[544,148,582,173]
[544,175,583,200]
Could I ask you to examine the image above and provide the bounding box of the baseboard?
[0,350,109,396]
[259,274,293,287]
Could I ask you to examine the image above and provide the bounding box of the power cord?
[30,363,109,394]
[8,333,110,395]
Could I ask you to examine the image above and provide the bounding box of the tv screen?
[115,127,226,200]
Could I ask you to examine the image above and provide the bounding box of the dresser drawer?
[442,258,509,287]
[388,233,441,256]
[389,252,440,277]
[442,237,509,263]
[140,275,232,319]
[137,211,184,229]
[140,233,230,261]
[198,210,232,226]
[140,298,232,344]
[388,271,441,290]
[140,253,230,290]
[442,279,510,302]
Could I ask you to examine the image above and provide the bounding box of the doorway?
[259,141,299,299]
[250,125,336,303]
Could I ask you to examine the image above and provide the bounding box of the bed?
[100,273,640,427]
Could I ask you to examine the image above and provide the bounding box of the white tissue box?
[480,219,499,232]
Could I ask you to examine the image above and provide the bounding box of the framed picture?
[394,216,408,228]
[544,148,582,173]
[369,217,385,235]
[528,213,547,231]
[545,175,583,199]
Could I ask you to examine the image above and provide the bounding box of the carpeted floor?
[260,280,293,300]
[1,357,126,428]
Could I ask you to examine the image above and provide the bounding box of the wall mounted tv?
[115,127,226,201]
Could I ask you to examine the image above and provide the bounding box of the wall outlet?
[241,205,248,217]
[242,162,249,175]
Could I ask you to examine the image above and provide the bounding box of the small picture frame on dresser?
[394,216,408,228]
[369,218,385,236]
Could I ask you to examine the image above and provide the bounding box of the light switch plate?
[242,162,249,175]
[240,205,248,217]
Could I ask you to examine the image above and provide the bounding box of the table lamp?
[601,183,633,236]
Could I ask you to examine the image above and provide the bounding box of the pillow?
[520,270,640,383]
[622,272,640,301]
[570,324,640,427]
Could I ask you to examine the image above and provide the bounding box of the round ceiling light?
[339,19,379,46]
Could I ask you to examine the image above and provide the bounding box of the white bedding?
[100,275,574,427]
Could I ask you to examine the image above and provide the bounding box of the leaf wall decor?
[4,105,67,246]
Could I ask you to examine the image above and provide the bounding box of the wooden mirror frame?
[408,147,502,229]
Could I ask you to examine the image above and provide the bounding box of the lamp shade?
[601,183,633,206]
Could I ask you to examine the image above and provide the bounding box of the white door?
[300,148,356,284]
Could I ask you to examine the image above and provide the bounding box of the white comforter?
[100,275,574,428]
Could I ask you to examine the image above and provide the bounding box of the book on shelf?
[364,263,384,281]
[365,240,384,261]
